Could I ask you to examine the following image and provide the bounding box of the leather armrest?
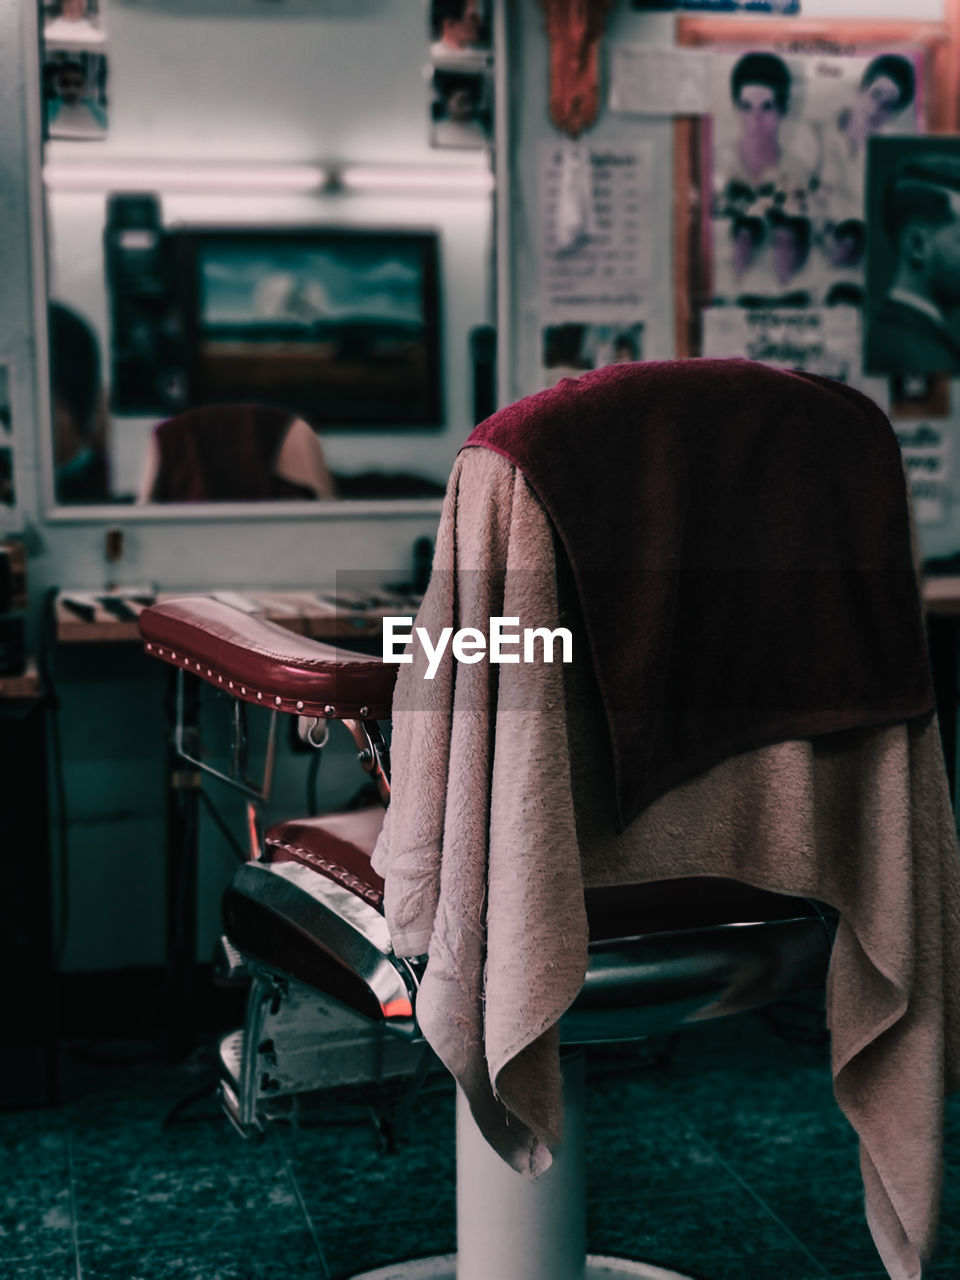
[139,596,396,719]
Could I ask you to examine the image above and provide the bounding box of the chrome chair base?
[347,1256,696,1279]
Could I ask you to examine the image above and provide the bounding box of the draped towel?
[372,446,960,1280]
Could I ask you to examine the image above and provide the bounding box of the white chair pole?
[455,1051,587,1280]
[348,1049,692,1280]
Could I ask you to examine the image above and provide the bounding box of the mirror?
[40,0,494,510]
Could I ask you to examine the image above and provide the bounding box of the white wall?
[56,0,445,165]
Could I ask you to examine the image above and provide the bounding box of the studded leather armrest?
[139,597,397,720]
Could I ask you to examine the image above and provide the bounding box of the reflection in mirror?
[50,302,111,505]
[138,405,336,503]
[129,402,448,503]
[138,403,450,503]
[48,216,456,505]
[41,0,494,510]
[167,225,443,428]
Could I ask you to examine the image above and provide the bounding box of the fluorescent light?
[43,157,494,197]
[338,163,494,195]
[44,159,328,193]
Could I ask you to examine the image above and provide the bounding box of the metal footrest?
[215,935,249,983]
[214,969,430,1139]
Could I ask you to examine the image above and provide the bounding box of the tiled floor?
[2,1011,958,1280]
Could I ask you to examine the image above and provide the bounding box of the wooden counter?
[54,588,422,645]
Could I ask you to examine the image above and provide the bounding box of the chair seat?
[264,808,817,938]
[266,808,387,908]
[227,813,831,1042]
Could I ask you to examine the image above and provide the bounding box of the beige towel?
[371,448,960,1280]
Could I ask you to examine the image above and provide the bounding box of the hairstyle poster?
[706,45,924,311]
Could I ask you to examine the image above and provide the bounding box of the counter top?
[54,588,423,645]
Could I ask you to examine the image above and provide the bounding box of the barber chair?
[139,596,832,1280]
[139,404,336,502]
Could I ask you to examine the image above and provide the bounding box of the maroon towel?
[151,404,308,501]
[463,358,934,829]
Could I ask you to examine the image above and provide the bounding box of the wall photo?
[865,135,960,375]
[43,0,107,50]
[429,66,492,149]
[44,49,108,140]
[429,0,491,66]
[541,321,645,387]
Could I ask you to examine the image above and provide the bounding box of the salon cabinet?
[0,678,57,1108]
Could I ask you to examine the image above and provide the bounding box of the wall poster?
[539,141,654,325]
[537,141,653,388]
[701,305,860,381]
[894,418,952,524]
[674,18,956,381]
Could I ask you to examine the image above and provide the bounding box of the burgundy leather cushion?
[264,808,813,939]
[140,597,397,719]
[266,808,386,908]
